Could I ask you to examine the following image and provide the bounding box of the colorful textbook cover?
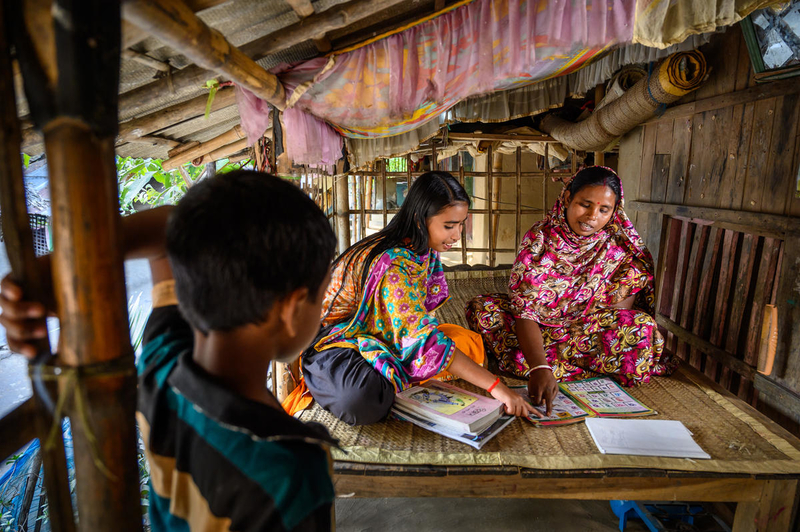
[394,380,505,434]
[513,377,654,427]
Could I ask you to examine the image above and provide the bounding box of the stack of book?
[513,377,655,427]
[392,380,514,449]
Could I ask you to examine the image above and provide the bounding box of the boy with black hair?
[0,171,338,531]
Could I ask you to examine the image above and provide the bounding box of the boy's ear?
[278,287,310,338]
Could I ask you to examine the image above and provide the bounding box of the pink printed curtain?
[284,0,636,140]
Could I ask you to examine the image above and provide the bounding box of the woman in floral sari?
[298,171,534,425]
[467,166,676,413]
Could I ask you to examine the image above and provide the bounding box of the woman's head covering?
[508,166,655,326]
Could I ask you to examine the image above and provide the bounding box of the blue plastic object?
[611,500,706,532]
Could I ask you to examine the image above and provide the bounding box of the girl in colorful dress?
[298,171,535,425]
[466,166,677,414]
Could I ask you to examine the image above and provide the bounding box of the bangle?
[527,364,552,376]
[486,377,501,393]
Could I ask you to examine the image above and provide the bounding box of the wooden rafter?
[122,0,286,109]
[118,86,237,143]
[121,48,170,72]
[118,0,408,117]
[162,125,245,170]
[285,0,314,18]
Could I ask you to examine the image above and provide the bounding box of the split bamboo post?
[0,4,75,529]
[122,0,286,109]
[162,125,245,170]
[118,0,408,117]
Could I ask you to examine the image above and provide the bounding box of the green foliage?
[117,156,255,214]
[386,157,407,173]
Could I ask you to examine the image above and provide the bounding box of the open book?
[394,380,505,434]
[512,377,655,427]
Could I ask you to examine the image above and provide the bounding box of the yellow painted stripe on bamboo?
[330,0,476,56]
[137,413,233,532]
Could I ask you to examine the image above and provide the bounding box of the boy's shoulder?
[137,305,336,531]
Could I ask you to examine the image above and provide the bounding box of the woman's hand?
[0,276,49,360]
[527,368,558,415]
[490,382,540,418]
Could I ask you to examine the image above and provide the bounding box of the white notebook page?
[585,418,711,459]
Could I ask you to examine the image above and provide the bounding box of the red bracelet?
[487,377,501,393]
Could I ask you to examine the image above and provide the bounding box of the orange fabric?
[429,323,486,382]
[283,324,485,416]
[282,378,313,416]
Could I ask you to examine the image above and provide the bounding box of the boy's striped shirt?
[137,305,335,531]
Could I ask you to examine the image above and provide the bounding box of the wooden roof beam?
[118,0,409,117]
[122,0,286,110]
[284,0,331,52]
[122,49,170,72]
[121,0,230,48]
[162,125,246,171]
[285,0,314,18]
[118,86,237,143]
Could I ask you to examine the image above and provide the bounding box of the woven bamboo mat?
[299,367,800,474]
[436,269,511,329]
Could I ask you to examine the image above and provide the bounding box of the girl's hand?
[527,369,558,416]
[490,382,540,418]
[0,276,49,360]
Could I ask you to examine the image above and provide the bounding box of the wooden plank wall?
[619,26,800,433]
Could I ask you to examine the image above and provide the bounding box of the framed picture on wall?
[741,1,800,82]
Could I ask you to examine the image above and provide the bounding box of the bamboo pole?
[285,0,314,17]
[459,153,468,265]
[117,87,237,144]
[21,1,142,529]
[487,144,494,267]
[118,0,407,117]
[335,174,350,254]
[381,159,387,227]
[122,48,170,72]
[122,0,286,109]
[359,173,366,240]
[126,135,180,149]
[162,125,245,170]
[121,0,229,48]
[515,147,521,252]
[206,137,249,162]
[0,4,76,530]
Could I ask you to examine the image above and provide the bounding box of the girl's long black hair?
[335,170,470,288]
